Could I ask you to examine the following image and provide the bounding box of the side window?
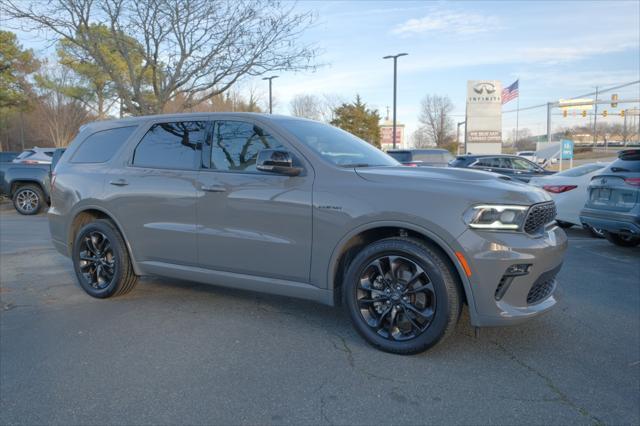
[71,126,137,163]
[475,158,498,168]
[133,121,207,170]
[511,158,534,171]
[211,121,283,172]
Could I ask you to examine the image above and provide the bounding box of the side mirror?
[256,149,301,176]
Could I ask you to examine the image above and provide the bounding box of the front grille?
[526,265,561,305]
[524,202,557,235]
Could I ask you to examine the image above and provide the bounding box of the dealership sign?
[465,80,502,153]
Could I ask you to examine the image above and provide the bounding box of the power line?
[502,80,640,114]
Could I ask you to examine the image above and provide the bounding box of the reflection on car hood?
[356,165,514,183]
[355,166,551,205]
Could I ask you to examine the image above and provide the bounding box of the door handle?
[201,184,226,193]
[109,179,129,186]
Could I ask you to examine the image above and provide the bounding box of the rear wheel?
[343,237,462,355]
[604,232,640,247]
[12,184,44,215]
[72,219,138,298]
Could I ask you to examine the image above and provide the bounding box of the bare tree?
[3,0,317,115]
[417,95,454,147]
[411,127,432,148]
[290,94,322,120]
[33,67,91,147]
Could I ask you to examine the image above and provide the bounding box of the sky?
[8,0,640,143]
[258,0,640,141]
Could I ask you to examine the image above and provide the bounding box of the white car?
[12,147,55,164]
[529,162,609,230]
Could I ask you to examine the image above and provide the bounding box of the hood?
[355,166,551,205]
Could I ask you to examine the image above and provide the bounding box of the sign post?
[560,139,574,171]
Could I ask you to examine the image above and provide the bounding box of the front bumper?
[580,208,640,235]
[457,225,568,327]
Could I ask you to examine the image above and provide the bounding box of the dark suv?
[580,149,640,247]
[450,154,554,182]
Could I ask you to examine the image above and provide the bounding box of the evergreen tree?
[330,95,381,147]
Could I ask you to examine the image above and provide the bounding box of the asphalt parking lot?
[1,201,638,426]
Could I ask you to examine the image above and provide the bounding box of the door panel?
[105,167,199,265]
[196,120,313,282]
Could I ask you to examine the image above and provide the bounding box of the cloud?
[391,10,502,36]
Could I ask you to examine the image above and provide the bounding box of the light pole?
[383,53,408,149]
[262,76,279,114]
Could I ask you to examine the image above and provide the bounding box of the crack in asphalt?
[490,338,605,426]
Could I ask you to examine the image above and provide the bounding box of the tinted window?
[71,126,137,163]
[511,158,536,171]
[280,120,398,167]
[133,121,207,170]
[474,157,505,168]
[211,121,284,172]
[387,151,412,162]
[449,157,470,167]
[556,163,606,177]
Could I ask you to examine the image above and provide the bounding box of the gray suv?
[48,113,567,354]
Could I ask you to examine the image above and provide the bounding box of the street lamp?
[383,53,408,149]
[262,76,279,114]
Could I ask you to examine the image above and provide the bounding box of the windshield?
[279,120,399,167]
[556,163,606,177]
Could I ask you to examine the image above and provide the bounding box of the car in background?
[386,148,454,167]
[529,162,609,234]
[580,149,640,247]
[0,148,65,215]
[12,147,56,164]
[0,152,19,162]
[449,154,555,182]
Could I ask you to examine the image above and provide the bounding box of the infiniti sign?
[466,80,503,151]
[473,82,496,95]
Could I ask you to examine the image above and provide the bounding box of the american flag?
[502,80,519,104]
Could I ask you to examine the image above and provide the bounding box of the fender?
[327,219,480,325]
[67,202,144,276]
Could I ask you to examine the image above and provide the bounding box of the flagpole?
[515,79,520,147]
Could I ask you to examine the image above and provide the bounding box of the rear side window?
[71,126,137,163]
[133,121,207,170]
[449,157,470,167]
[211,121,283,172]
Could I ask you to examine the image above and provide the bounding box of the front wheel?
[72,219,138,298]
[343,237,462,355]
[604,232,640,247]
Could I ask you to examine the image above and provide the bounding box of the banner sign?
[465,80,502,153]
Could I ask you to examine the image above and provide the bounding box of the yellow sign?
[602,110,608,117]
[559,98,593,111]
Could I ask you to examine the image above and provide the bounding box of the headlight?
[464,204,528,231]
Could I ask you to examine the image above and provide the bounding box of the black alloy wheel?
[344,237,462,355]
[72,219,138,298]
[356,255,436,341]
[78,231,116,290]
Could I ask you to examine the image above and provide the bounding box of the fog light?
[505,264,531,276]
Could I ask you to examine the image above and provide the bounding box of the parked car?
[449,154,555,182]
[529,163,608,235]
[386,149,454,167]
[0,148,65,215]
[12,147,56,164]
[0,152,20,162]
[49,113,567,354]
[580,149,640,247]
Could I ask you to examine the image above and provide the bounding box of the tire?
[343,237,462,355]
[72,219,138,298]
[556,220,573,229]
[12,184,44,215]
[604,232,640,247]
